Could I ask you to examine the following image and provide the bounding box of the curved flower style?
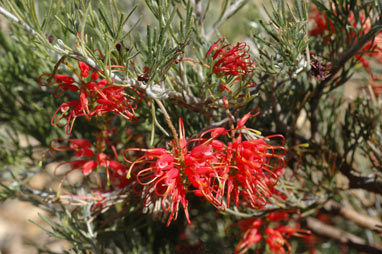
[124,119,191,226]
[206,38,255,77]
[186,111,286,210]
[40,61,142,135]
[125,111,287,225]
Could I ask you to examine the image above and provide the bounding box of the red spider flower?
[124,119,191,226]
[234,211,310,254]
[234,218,263,254]
[309,5,336,39]
[40,60,142,135]
[348,12,382,78]
[126,111,287,225]
[78,61,90,77]
[191,110,286,210]
[265,225,310,254]
[206,38,255,77]
[93,86,138,121]
[51,137,128,189]
[52,138,94,157]
[265,226,291,254]
[184,141,230,209]
[309,6,382,78]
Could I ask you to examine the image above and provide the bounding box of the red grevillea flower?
[348,13,382,77]
[234,218,262,254]
[124,119,191,226]
[309,6,336,38]
[309,6,382,77]
[206,38,255,77]
[39,60,142,135]
[51,136,128,189]
[125,111,287,225]
[234,211,311,254]
[186,110,286,210]
[265,227,292,254]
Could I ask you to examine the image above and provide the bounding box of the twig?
[194,0,203,26]
[340,162,382,195]
[19,186,129,207]
[154,98,179,146]
[0,6,36,35]
[308,23,382,139]
[0,5,202,105]
[300,138,382,195]
[307,217,382,254]
[324,200,382,233]
[270,84,289,135]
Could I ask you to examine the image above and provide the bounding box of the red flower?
[309,6,336,38]
[126,112,287,225]
[78,61,91,77]
[234,211,310,254]
[349,13,382,78]
[234,219,263,254]
[184,142,229,209]
[40,60,142,135]
[309,6,382,78]
[51,137,128,187]
[191,111,286,210]
[51,100,87,135]
[125,119,191,226]
[267,211,290,222]
[94,86,138,121]
[206,38,255,77]
[265,227,291,254]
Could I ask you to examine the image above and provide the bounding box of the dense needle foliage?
[0,0,381,253]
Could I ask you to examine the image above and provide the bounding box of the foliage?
[0,0,381,253]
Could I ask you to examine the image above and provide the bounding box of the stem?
[324,200,382,233]
[154,98,179,147]
[0,6,36,35]
[182,57,210,68]
[307,217,382,253]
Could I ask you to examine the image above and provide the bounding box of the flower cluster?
[309,6,382,78]
[39,61,141,135]
[51,131,129,189]
[347,12,382,78]
[124,119,190,226]
[125,111,286,226]
[206,38,255,77]
[186,116,286,210]
[234,211,311,254]
[40,41,303,254]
